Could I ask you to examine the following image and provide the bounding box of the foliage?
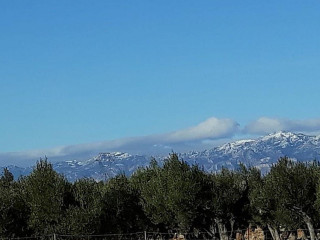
[0,168,30,237]
[23,158,69,235]
[1,155,320,238]
[100,174,146,233]
[58,178,102,234]
[132,153,210,232]
[265,157,320,228]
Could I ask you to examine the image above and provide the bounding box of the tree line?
[1,154,320,240]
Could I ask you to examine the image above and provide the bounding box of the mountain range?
[3,131,320,182]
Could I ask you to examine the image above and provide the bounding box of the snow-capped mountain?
[2,131,320,181]
[53,152,150,181]
[180,131,320,174]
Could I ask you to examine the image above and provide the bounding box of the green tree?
[100,174,146,233]
[133,153,210,233]
[265,157,319,240]
[23,158,69,235]
[1,168,14,184]
[0,168,30,237]
[59,178,103,234]
[208,167,250,240]
[249,167,294,240]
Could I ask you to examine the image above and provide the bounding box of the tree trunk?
[293,207,317,240]
[301,212,316,240]
[229,218,235,239]
[267,224,280,240]
[204,224,216,239]
[215,218,228,240]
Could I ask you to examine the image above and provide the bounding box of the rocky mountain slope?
[3,131,320,181]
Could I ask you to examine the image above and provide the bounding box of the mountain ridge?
[3,131,320,181]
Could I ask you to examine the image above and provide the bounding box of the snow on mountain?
[2,131,320,181]
[52,152,151,182]
[180,131,320,173]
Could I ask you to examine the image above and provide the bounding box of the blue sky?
[1,1,320,165]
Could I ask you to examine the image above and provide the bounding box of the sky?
[1,1,320,166]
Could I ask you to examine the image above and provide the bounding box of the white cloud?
[4,116,320,167]
[163,117,239,142]
[244,117,320,134]
[0,117,240,166]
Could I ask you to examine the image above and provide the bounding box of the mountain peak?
[261,131,302,140]
[93,152,131,162]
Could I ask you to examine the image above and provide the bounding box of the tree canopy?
[1,154,320,240]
